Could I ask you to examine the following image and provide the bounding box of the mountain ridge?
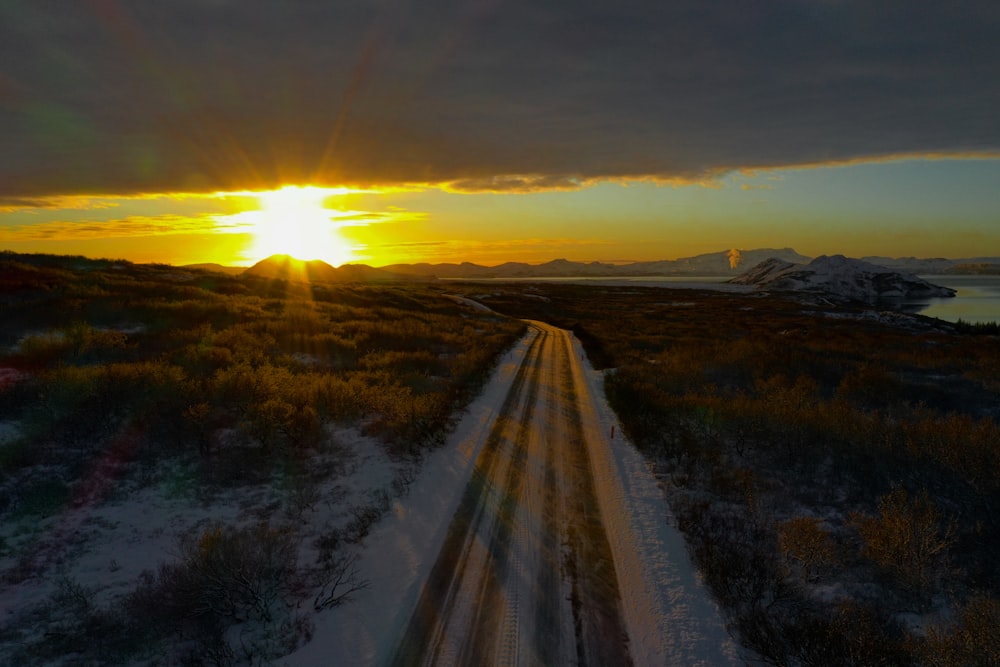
[380,248,813,278]
[382,248,1000,278]
[186,249,1000,280]
[242,255,427,283]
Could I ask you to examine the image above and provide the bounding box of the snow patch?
[281,332,538,665]
[568,334,742,665]
[0,425,401,664]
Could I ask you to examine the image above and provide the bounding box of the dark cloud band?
[2,0,998,197]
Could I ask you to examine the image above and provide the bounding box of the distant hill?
[378,261,494,279]
[862,256,1000,275]
[333,263,428,283]
[730,255,957,305]
[182,263,246,275]
[619,248,811,276]
[383,248,1000,279]
[383,248,812,279]
[9,250,999,283]
[178,249,1000,280]
[243,255,426,283]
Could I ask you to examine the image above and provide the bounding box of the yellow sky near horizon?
[1,159,999,267]
[4,2,999,270]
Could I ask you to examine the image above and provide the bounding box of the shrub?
[125,522,299,632]
[17,331,73,366]
[921,595,1000,666]
[121,523,313,664]
[852,488,955,608]
[1,576,137,665]
[778,516,836,582]
[837,363,901,409]
[785,600,909,667]
[313,552,369,611]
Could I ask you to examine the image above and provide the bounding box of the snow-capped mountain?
[729,255,957,304]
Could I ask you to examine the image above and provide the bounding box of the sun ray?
[244,185,360,266]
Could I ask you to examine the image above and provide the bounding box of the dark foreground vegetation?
[0,252,522,664]
[463,282,1000,666]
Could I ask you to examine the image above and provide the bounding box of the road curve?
[390,321,633,666]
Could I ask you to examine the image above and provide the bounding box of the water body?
[909,276,1000,325]
[462,275,1000,324]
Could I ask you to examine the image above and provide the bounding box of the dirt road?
[290,320,738,666]
[386,320,738,666]
[390,321,631,666]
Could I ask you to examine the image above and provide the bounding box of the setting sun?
[246,185,359,266]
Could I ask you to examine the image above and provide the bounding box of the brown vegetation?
[464,281,1000,666]
[0,254,522,478]
[0,253,522,664]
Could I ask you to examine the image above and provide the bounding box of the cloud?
[0,190,254,214]
[328,209,427,225]
[0,195,122,212]
[0,214,245,242]
[374,240,450,249]
[1,1,998,197]
[441,174,602,194]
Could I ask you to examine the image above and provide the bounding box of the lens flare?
[246,185,358,266]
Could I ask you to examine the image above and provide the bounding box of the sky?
[1,1,999,267]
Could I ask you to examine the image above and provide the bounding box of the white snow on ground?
[567,333,741,665]
[282,331,539,666]
[0,426,398,664]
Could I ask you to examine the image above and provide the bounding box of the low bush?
[778,516,836,583]
[126,523,298,628]
[122,522,306,662]
[921,595,1000,666]
[852,488,956,610]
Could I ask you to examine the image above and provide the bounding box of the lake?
[461,275,1000,324]
[909,275,1000,325]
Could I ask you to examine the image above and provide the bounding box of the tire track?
[552,327,633,667]
[390,322,634,666]
[390,326,546,666]
[459,341,538,666]
[531,329,569,666]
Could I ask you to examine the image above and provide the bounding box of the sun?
[246,185,358,266]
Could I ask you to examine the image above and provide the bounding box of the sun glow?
[245,185,359,266]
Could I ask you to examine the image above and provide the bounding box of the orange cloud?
[0,214,246,242]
